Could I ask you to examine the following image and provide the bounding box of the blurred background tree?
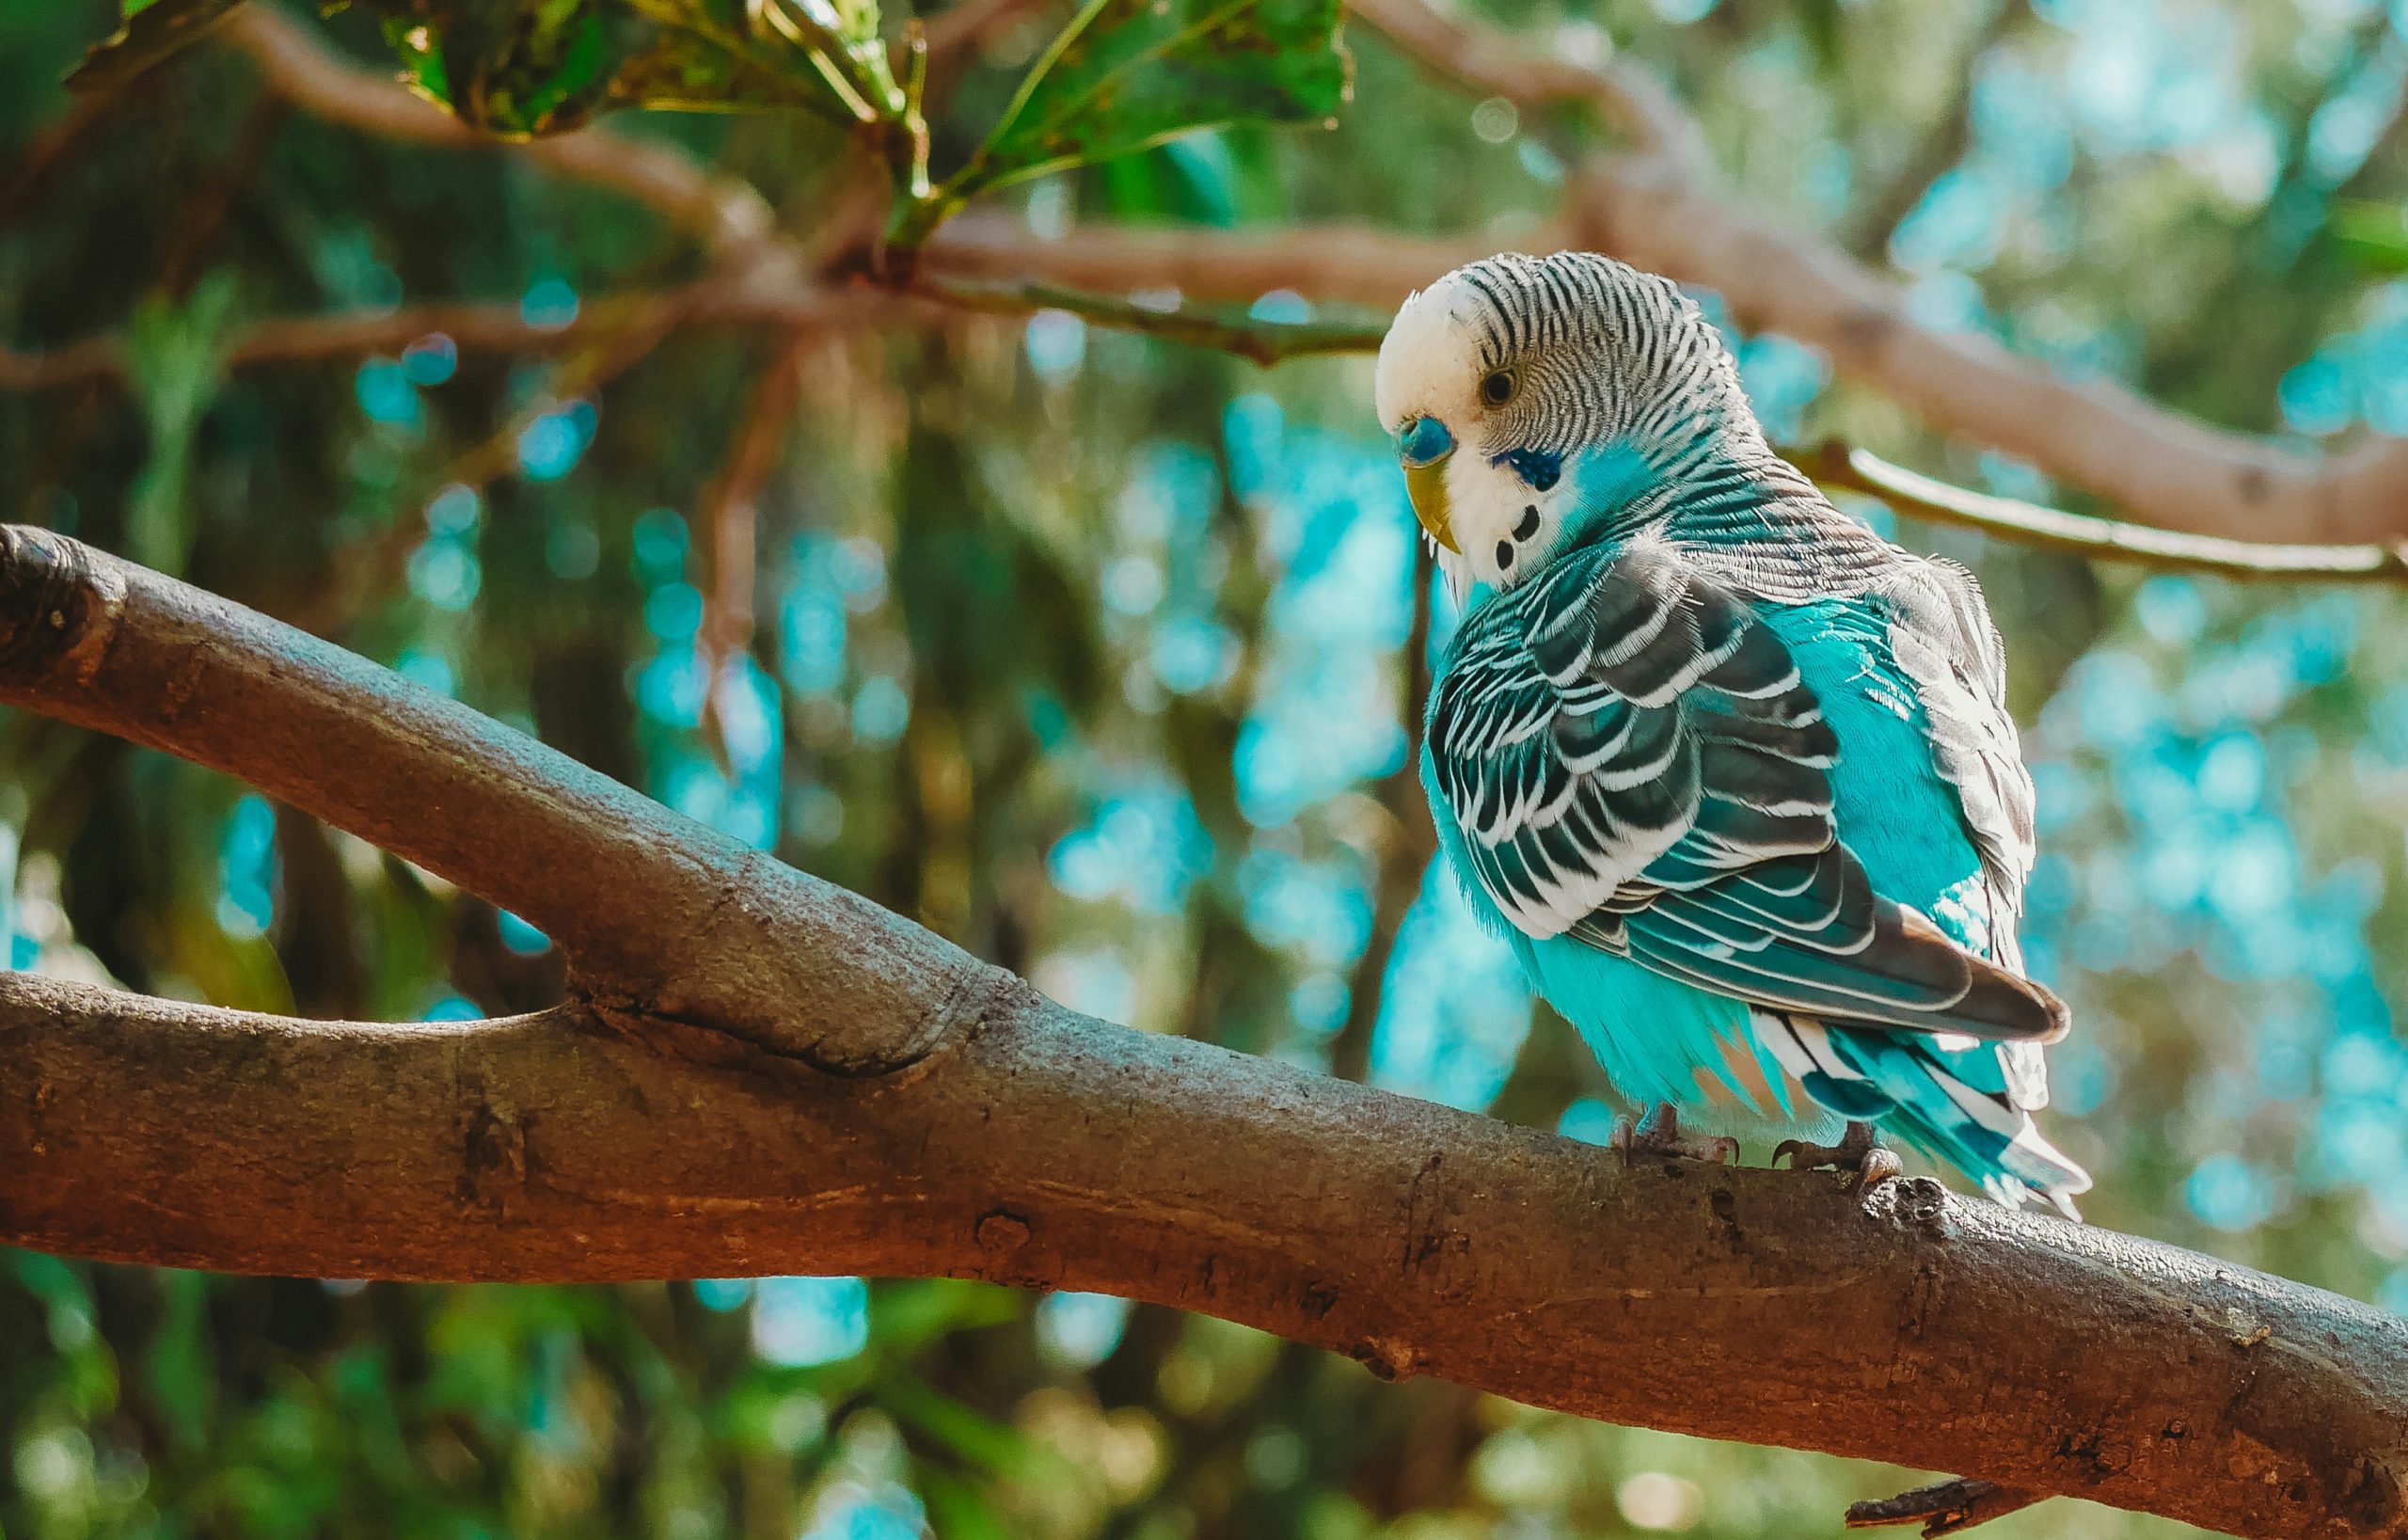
[7,0,2408,1535]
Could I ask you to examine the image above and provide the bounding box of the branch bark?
[3,530,2406,1539]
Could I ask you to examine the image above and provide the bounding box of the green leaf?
[620,0,892,119]
[963,0,1350,193]
[882,1377,1078,1481]
[372,0,892,134]
[123,269,243,578]
[376,0,641,136]
[66,0,250,95]
[2331,198,2408,276]
[605,23,846,114]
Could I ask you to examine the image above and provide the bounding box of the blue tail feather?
[1760,1014,2089,1217]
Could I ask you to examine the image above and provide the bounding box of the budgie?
[1375,251,2090,1216]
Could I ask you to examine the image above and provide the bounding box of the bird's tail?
[1758,1013,2090,1219]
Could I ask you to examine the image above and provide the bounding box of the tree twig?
[162,0,2408,548]
[696,329,815,759]
[912,275,1388,365]
[1796,441,2408,585]
[1847,1477,2044,1537]
[4,528,2407,1540]
[0,297,677,390]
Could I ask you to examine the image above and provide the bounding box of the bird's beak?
[1397,416,1459,552]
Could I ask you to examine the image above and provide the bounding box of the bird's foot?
[1610,1103,1738,1166]
[1776,1120,1902,1192]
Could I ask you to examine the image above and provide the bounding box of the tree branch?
[1847,1477,2043,1538]
[162,0,2408,548]
[3,529,2406,1539]
[48,0,2400,553]
[1347,0,2408,548]
[911,275,1387,364]
[1798,442,2408,586]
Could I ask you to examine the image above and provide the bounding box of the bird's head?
[1374,251,1757,592]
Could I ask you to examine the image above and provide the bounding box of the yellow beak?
[1404,459,1458,551]
[1396,415,1460,553]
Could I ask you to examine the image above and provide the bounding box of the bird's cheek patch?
[1497,448,1562,491]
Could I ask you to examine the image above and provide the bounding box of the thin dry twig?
[1798,441,2408,586]
[1847,1477,2045,1537]
[696,329,816,759]
[913,275,1387,364]
[23,0,2408,576]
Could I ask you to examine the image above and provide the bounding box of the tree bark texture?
[0,527,2402,1538]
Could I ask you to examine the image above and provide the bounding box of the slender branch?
[913,276,1387,364]
[1848,1478,2043,1538]
[696,330,814,756]
[162,0,2408,548]
[0,300,610,390]
[1797,442,2408,585]
[5,530,2408,1540]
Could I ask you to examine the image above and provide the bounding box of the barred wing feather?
[1426,537,2067,1045]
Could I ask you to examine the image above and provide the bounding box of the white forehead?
[1373,273,1483,431]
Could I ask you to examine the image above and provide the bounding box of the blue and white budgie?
[1376,252,2090,1216]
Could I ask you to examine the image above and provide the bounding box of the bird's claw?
[1775,1120,1902,1191]
[1610,1103,1738,1166]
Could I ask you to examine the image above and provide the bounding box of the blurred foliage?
[955,0,1353,195]
[8,0,2408,1537]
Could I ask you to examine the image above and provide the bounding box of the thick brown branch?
[4,531,2408,1539]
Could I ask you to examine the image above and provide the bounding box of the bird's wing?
[1876,554,2052,1103]
[1879,556,2037,916]
[1427,536,2067,1044]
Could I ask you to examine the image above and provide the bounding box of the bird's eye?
[1479,370,1515,407]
